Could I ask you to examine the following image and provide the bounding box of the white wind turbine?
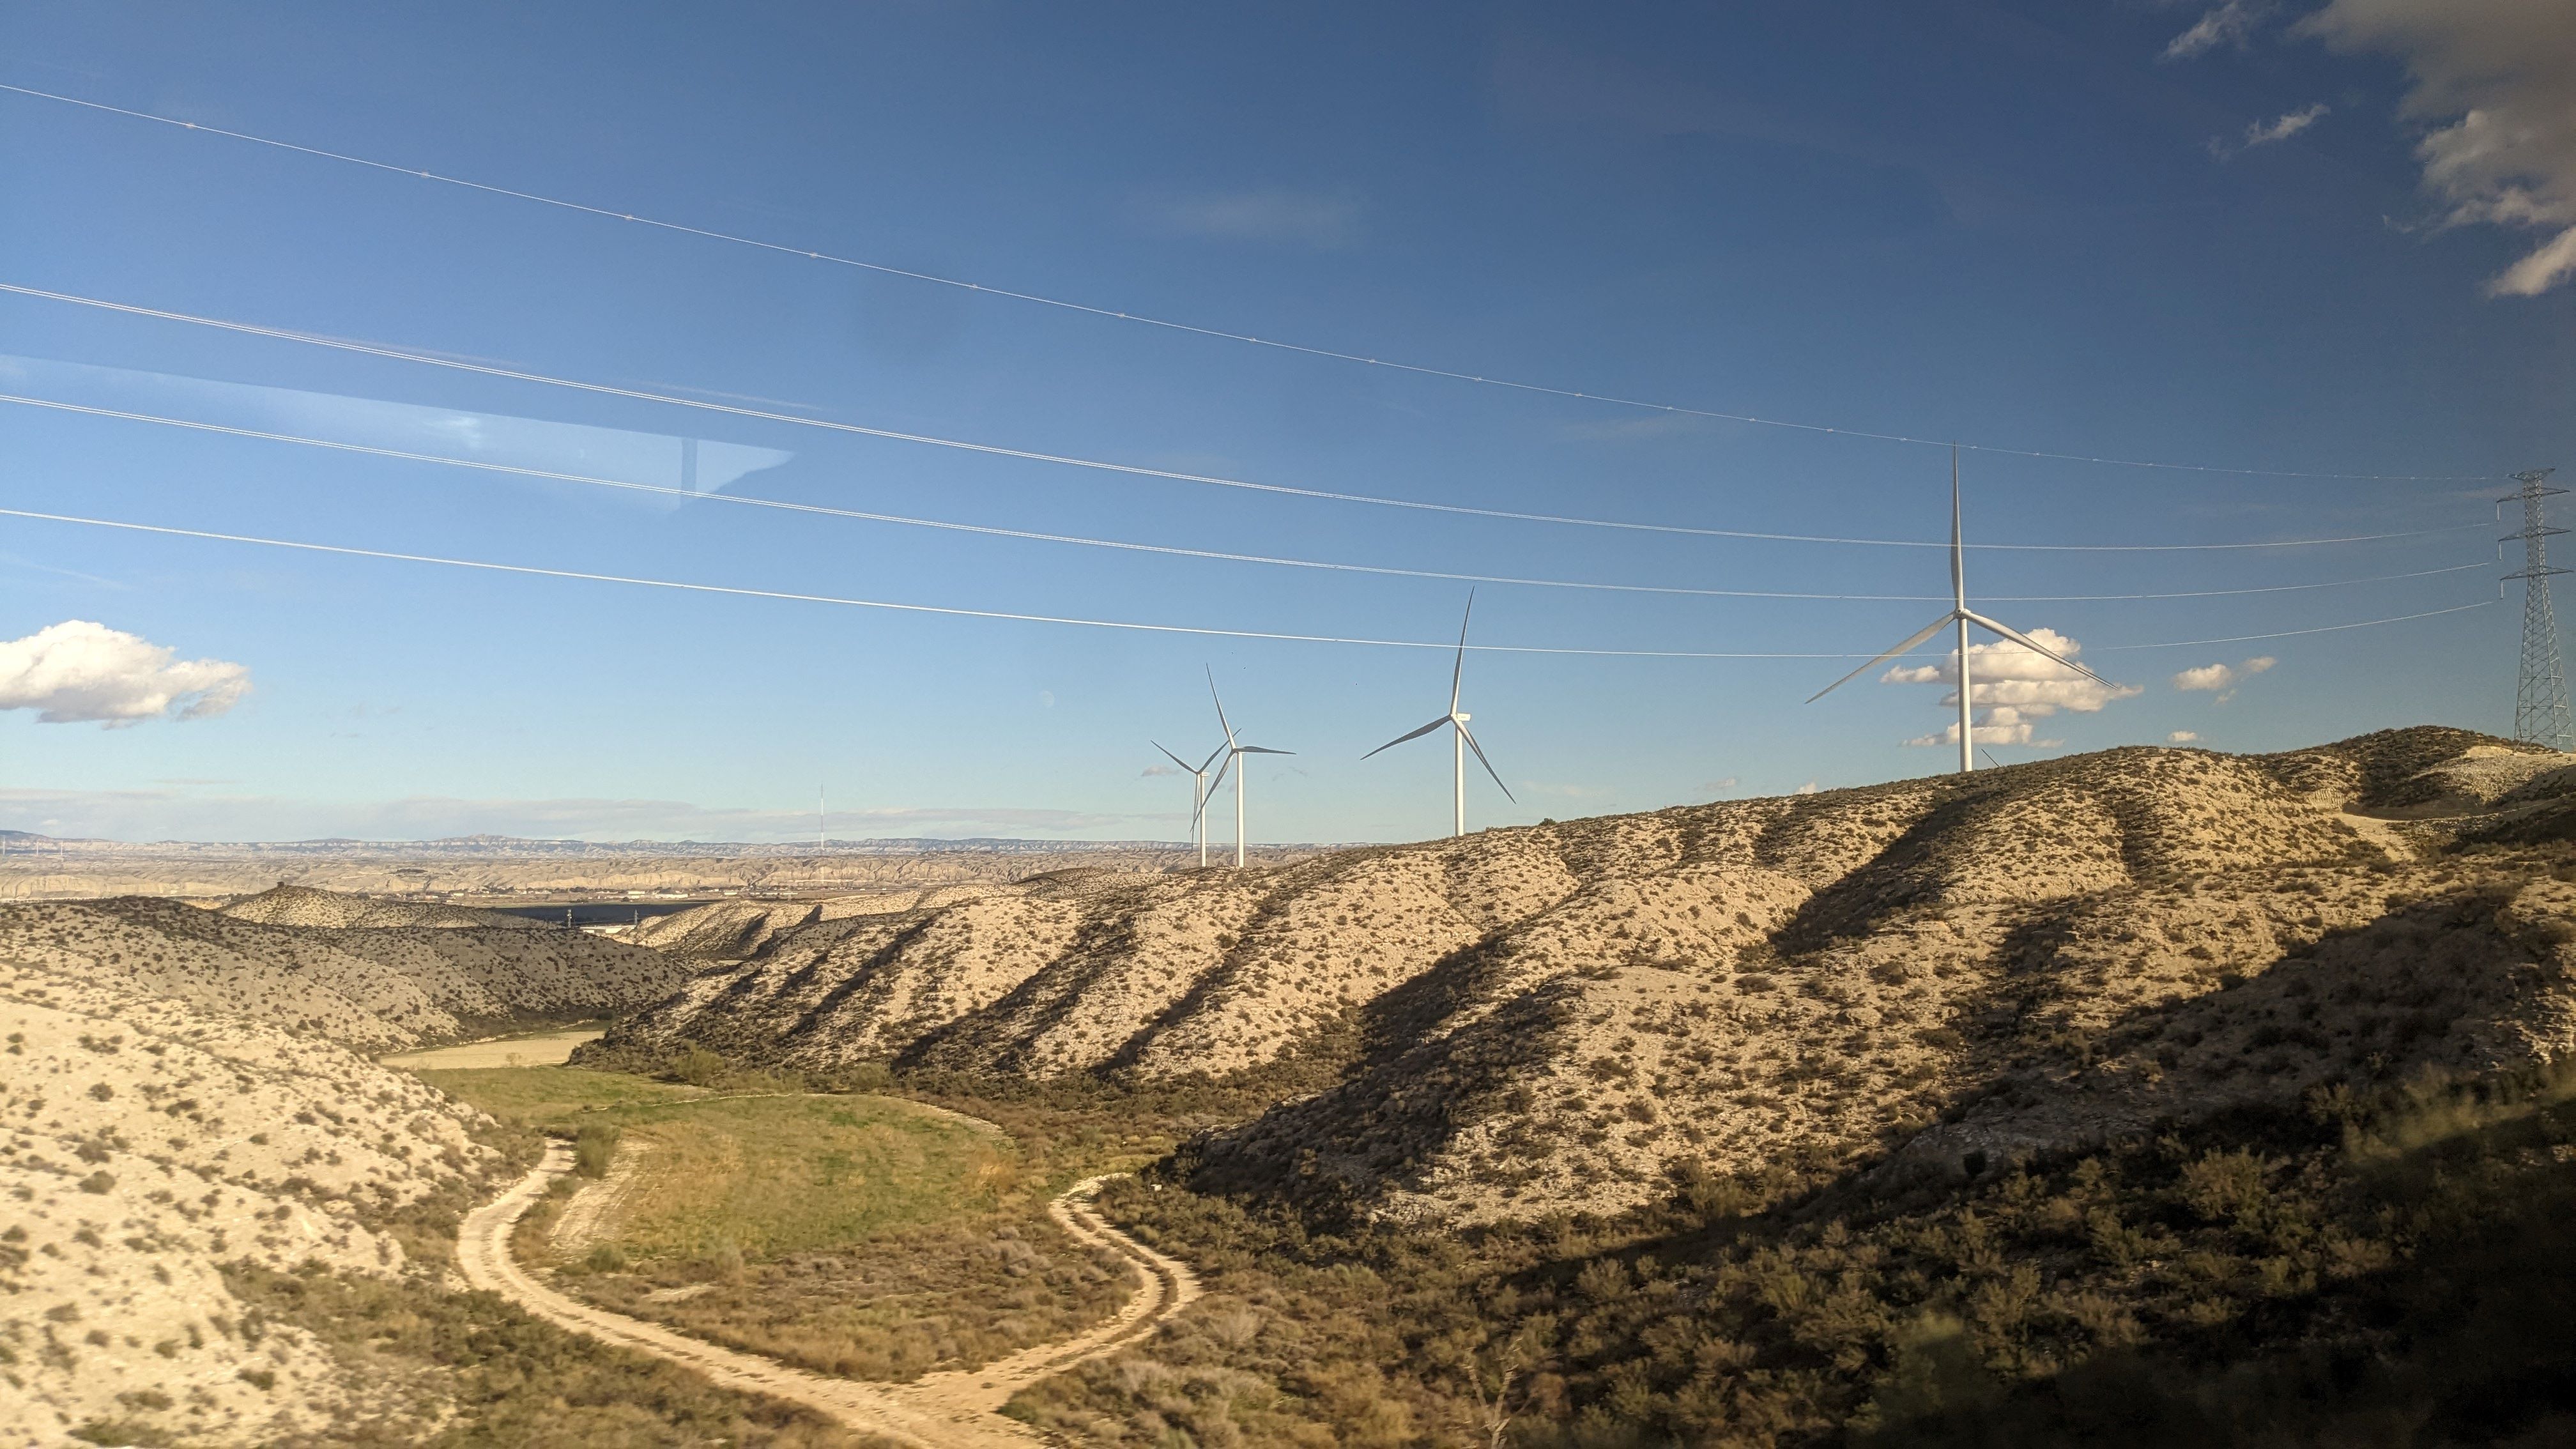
[1199,668,1293,868]
[1151,738,1227,868]
[1365,591,1514,836]
[1807,449,2114,772]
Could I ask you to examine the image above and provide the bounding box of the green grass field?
[408,1062,1159,1381]
[423,1068,1013,1261]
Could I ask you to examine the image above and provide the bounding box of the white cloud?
[2300,0,2576,295]
[2169,730,2202,743]
[1147,188,1363,249]
[0,621,249,726]
[2173,655,2277,692]
[2239,103,2331,154]
[1883,628,2142,746]
[1792,781,1821,795]
[1699,776,1740,796]
[1141,763,1183,778]
[2163,1,2262,61]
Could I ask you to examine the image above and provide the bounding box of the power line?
[0,79,2490,485]
[0,282,2489,554]
[0,503,2496,656]
[0,392,2494,604]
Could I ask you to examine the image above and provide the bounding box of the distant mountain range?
[0,833,1326,900]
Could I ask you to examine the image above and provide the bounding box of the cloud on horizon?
[0,621,249,726]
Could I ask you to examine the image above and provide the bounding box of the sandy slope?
[217,883,548,930]
[599,728,2576,1222]
[0,892,689,1052]
[0,952,510,1445]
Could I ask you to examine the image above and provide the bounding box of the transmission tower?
[2501,468,2573,753]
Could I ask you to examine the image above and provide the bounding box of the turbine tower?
[1365,591,1514,836]
[1807,449,2114,770]
[1152,739,1226,868]
[1200,668,1292,867]
[2502,468,2573,753]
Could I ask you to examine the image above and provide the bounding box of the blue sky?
[0,1,2570,844]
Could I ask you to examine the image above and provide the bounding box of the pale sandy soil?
[599,726,2576,1223]
[0,952,510,1445]
[459,1144,1201,1448]
[380,1026,605,1070]
[0,893,685,1054]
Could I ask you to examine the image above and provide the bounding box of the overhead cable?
[0,392,2492,604]
[0,80,2490,484]
[0,504,2495,657]
[0,282,2488,555]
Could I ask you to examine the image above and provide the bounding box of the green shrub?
[574,1122,623,1179]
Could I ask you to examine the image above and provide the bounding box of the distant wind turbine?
[1152,738,1227,868]
[1199,668,1293,868]
[1808,449,2115,772]
[1365,591,1514,836]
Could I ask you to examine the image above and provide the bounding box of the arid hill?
[216,882,548,930]
[594,728,2576,1222]
[0,944,515,1443]
[0,893,691,1052]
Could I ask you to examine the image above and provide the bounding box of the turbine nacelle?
[1807,450,2122,772]
[1365,592,1513,836]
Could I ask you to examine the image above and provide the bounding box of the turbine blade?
[1206,665,1235,742]
[1238,745,1295,756]
[1960,610,2112,687]
[1363,716,1454,758]
[1805,613,1956,703]
[1451,589,1475,714]
[1199,752,1233,809]
[1949,447,1965,610]
[1151,741,1195,773]
[1197,741,1228,774]
[1457,720,1515,803]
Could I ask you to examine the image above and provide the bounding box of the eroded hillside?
[0,893,691,1052]
[594,729,2576,1222]
[217,883,548,931]
[0,950,514,1443]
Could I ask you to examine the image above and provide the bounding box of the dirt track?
[457,1142,1199,1447]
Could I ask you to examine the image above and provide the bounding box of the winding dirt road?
[457,1143,1200,1448]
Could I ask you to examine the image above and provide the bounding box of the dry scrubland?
[585,727,2576,1446]
[0,956,506,1443]
[1,890,859,1447]
[0,889,689,1052]
[602,727,2576,1225]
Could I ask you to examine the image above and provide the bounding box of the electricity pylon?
[2501,468,2573,753]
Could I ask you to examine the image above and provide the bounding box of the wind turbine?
[1152,739,1226,868]
[1807,449,2114,772]
[1365,591,1514,836]
[1199,668,1293,868]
